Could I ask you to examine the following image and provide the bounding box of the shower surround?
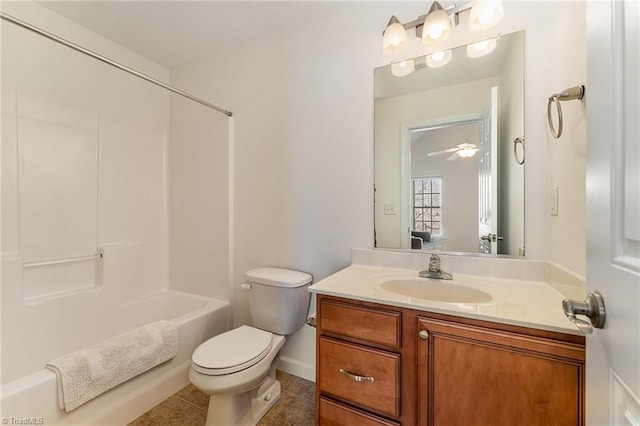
[1,2,232,423]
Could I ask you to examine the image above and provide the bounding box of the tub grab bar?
[547,85,585,139]
[23,251,103,268]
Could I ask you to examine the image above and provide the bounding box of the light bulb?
[382,16,408,55]
[459,149,477,158]
[426,50,452,68]
[458,143,478,158]
[467,38,497,58]
[432,51,445,61]
[391,59,415,77]
[469,0,504,31]
[428,25,444,40]
[478,10,494,25]
[422,2,452,45]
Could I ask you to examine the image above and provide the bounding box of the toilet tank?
[244,267,313,335]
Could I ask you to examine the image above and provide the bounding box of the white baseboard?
[277,356,315,382]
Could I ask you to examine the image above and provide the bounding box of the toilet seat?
[192,325,273,376]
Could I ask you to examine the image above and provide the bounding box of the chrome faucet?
[419,254,453,280]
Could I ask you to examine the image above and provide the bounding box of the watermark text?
[2,417,45,425]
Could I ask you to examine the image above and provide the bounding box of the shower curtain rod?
[0,12,233,117]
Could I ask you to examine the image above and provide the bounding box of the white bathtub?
[0,290,229,425]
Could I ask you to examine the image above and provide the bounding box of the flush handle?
[306,314,317,328]
[339,368,375,383]
[562,291,606,334]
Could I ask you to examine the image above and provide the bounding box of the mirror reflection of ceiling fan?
[427,141,479,161]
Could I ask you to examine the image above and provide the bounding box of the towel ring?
[547,96,563,138]
[547,85,585,139]
[513,136,525,165]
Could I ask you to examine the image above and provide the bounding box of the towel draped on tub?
[45,320,178,412]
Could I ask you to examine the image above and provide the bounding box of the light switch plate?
[384,203,396,215]
[550,186,559,216]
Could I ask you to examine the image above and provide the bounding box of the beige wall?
[171,1,587,380]
[3,0,587,383]
[547,3,587,277]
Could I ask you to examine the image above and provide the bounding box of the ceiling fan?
[427,142,479,161]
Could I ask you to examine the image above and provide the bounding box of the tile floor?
[128,370,315,426]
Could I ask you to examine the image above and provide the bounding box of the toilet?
[189,267,313,426]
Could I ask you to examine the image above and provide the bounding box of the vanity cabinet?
[315,294,585,426]
[417,317,585,425]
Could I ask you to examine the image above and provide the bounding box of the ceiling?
[36,1,343,68]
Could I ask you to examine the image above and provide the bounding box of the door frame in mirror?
[400,113,481,249]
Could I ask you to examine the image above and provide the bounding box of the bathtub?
[0,290,229,425]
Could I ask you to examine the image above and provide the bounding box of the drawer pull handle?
[339,368,375,383]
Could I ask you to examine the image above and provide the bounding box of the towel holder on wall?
[547,85,585,139]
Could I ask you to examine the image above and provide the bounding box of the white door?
[478,86,498,254]
[585,1,640,424]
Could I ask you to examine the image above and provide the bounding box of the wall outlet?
[550,186,559,216]
[384,203,396,215]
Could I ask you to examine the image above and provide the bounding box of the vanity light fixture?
[467,37,497,58]
[381,0,504,54]
[425,50,452,68]
[391,59,416,77]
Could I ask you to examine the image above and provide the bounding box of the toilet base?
[205,378,281,426]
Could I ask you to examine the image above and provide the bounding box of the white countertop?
[309,264,583,336]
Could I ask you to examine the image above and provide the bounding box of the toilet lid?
[192,325,273,375]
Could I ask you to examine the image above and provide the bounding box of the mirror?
[374,31,524,256]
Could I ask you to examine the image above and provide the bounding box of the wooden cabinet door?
[417,318,585,426]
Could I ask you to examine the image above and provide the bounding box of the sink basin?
[379,278,492,303]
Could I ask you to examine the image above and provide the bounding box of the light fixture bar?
[451,2,475,26]
[382,0,504,50]
[381,3,468,36]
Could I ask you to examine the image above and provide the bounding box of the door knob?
[480,234,504,242]
[562,291,606,334]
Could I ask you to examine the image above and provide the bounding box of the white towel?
[45,320,178,412]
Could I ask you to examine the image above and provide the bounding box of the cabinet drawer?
[319,397,400,426]
[318,337,400,417]
[320,299,401,348]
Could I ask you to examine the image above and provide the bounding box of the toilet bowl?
[189,326,286,426]
[189,267,312,426]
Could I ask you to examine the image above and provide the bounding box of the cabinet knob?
[419,330,429,340]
